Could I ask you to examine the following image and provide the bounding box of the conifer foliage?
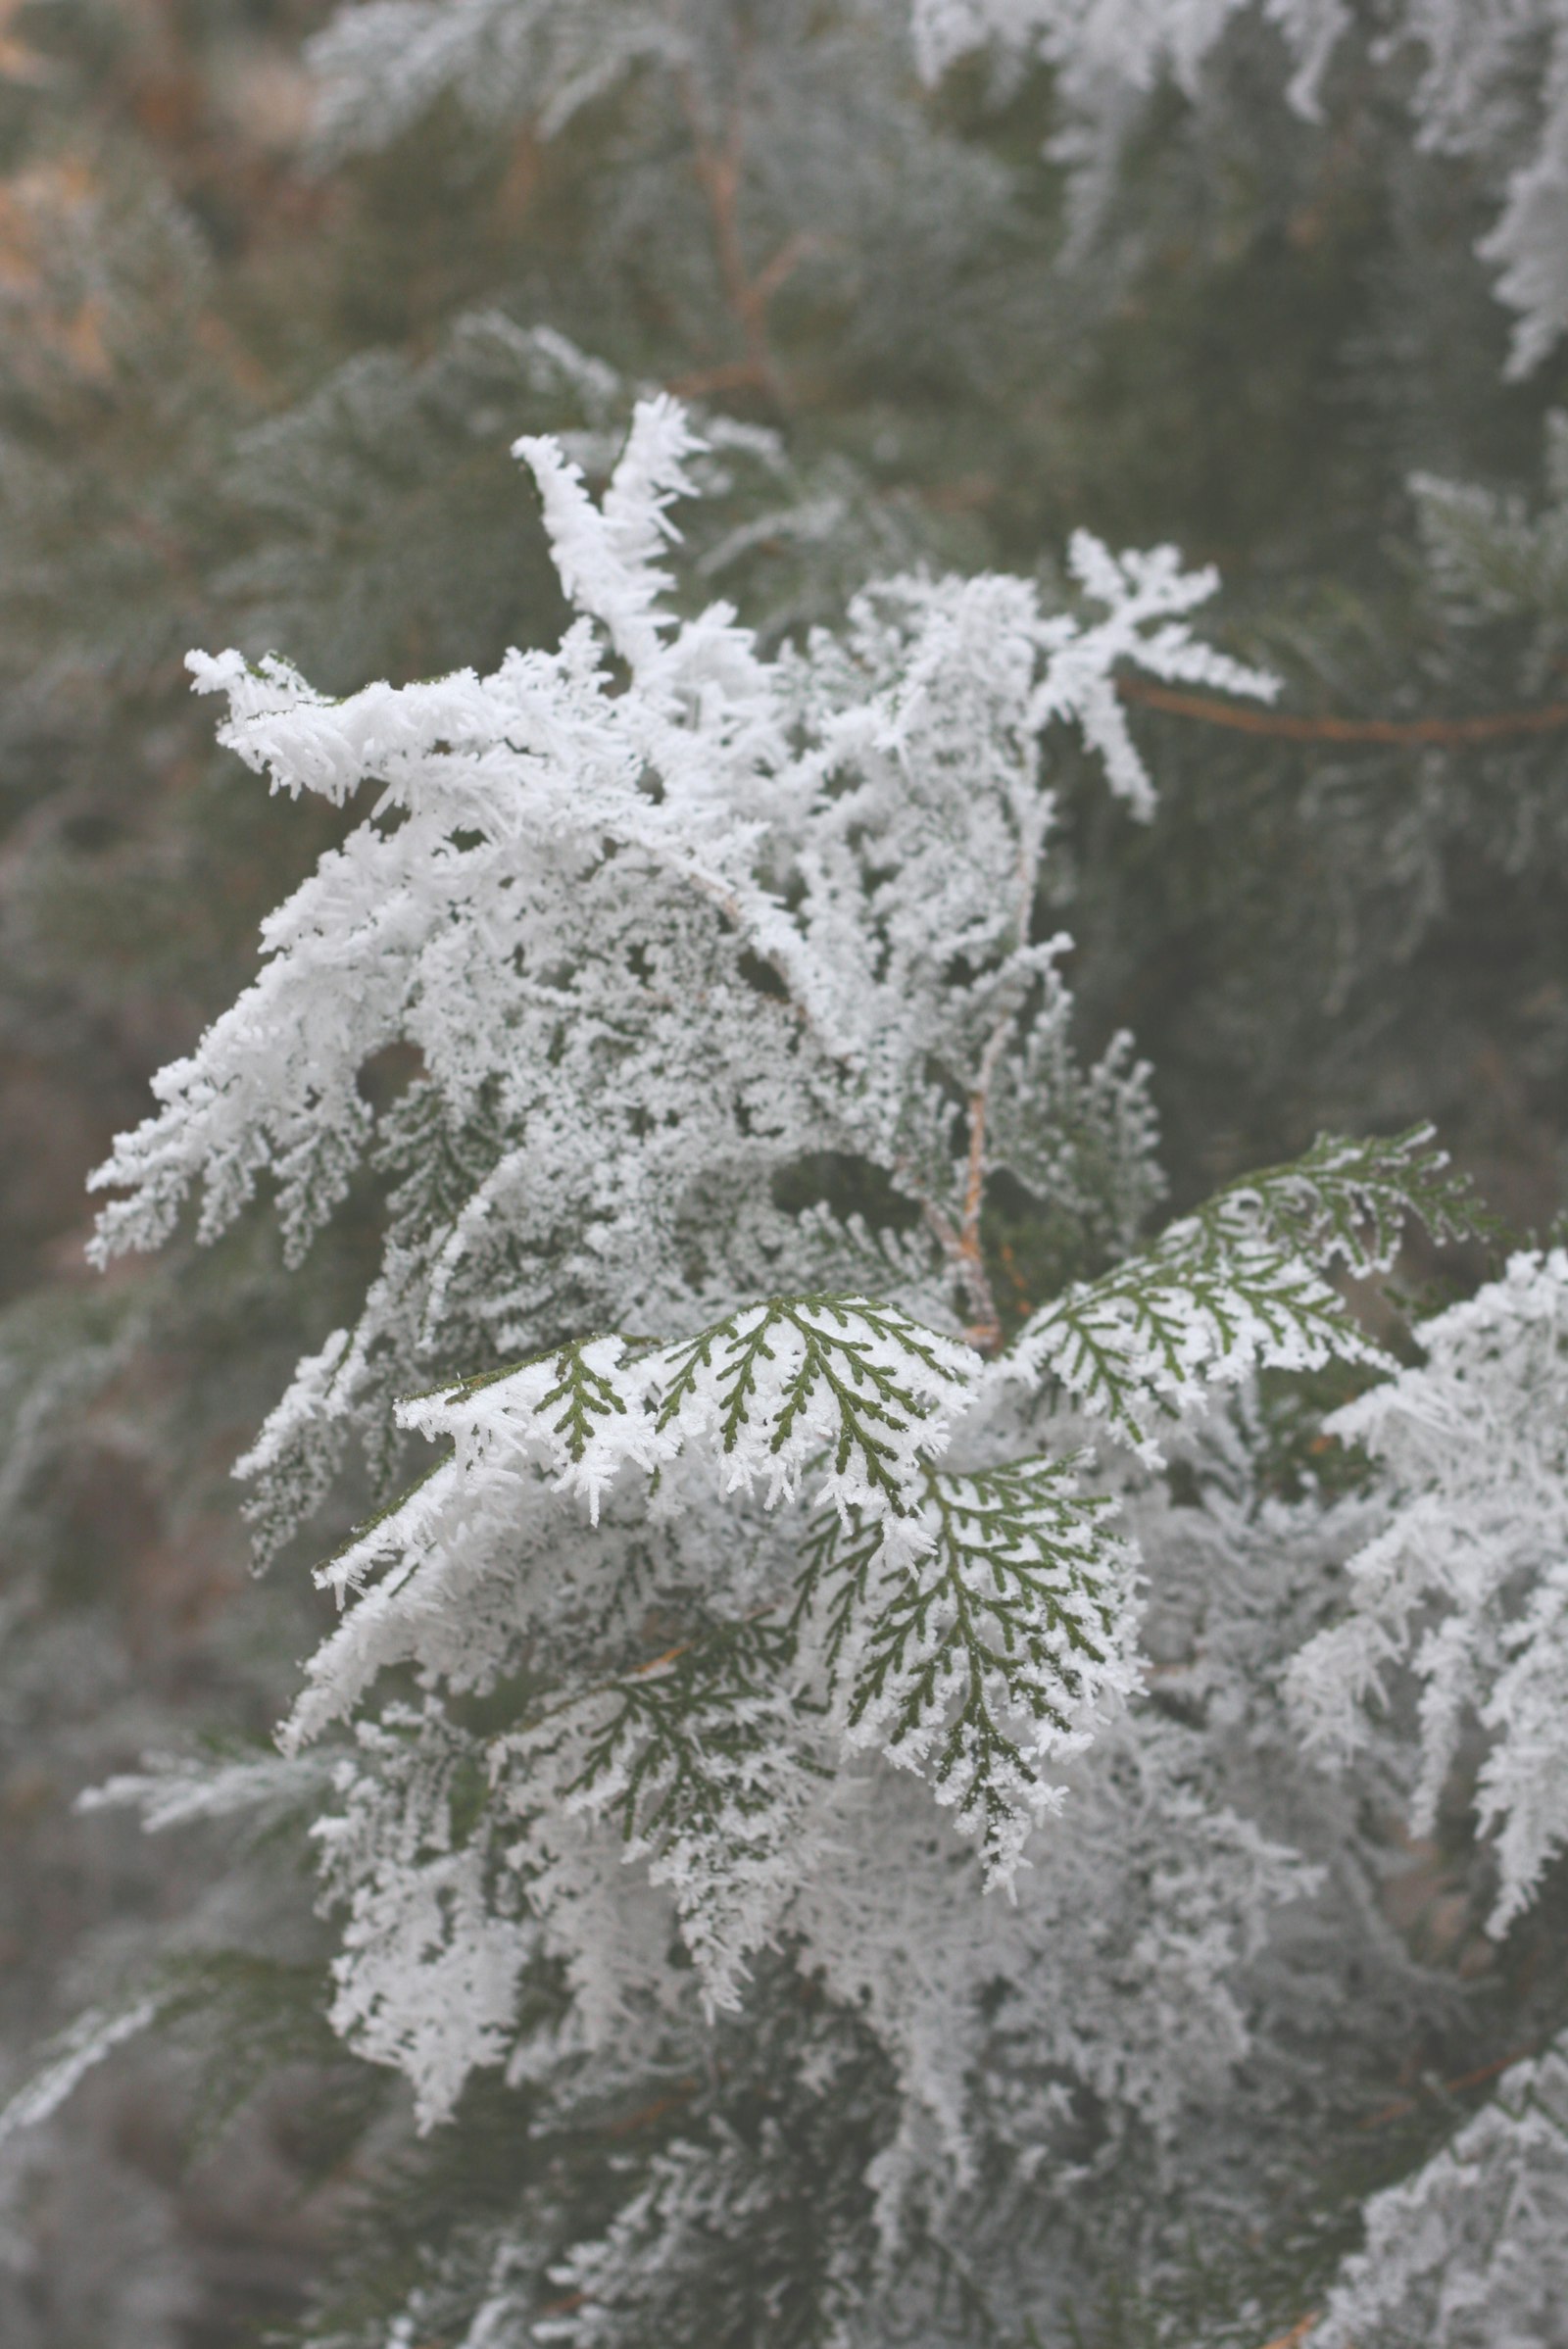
[6,1,1568,2344]
[914,0,1568,379]
[72,399,1496,2341]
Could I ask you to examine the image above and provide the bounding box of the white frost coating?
[81,392,1480,2254]
[514,396,706,671]
[306,0,683,157]
[1290,1248,1568,1932]
[392,1298,973,1527]
[88,395,1259,1378]
[996,1130,1437,1457]
[77,1749,333,1834]
[0,2000,165,2152]
[1313,2031,1568,2349]
[311,1712,537,2128]
[282,1296,1144,1906]
[1479,33,1568,378]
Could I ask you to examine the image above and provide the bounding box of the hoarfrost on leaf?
[1290,1248,1568,1932]
[1312,2031,1568,2349]
[74,376,1495,2334]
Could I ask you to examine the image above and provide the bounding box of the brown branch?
[674,71,812,405]
[602,2080,700,2137]
[911,1197,988,1353]
[666,355,777,400]
[998,1236,1034,1319]
[1256,2319,1320,2349]
[1357,2043,1538,2131]
[956,1097,1002,1354]
[956,1021,1017,1354]
[749,228,815,310]
[1116,673,1568,748]
[916,1022,1013,1355]
[625,1603,777,1684]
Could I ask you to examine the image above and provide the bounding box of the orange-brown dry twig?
[1256,2318,1320,2349]
[602,2080,700,2138]
[954,1023,1014,1353]
[1116,673,1568,747]
[1358,2043,1538,2130]
[917,1045,1009,1354]
[672,70,813,402]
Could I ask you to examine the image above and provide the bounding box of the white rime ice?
[1291,1249,1568,1934]
[80,393,1508,2335]
[1312,2032,1568,2349]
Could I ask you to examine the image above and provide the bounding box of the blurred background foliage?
[2,2,1566,2340]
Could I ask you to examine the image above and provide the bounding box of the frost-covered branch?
[1291,1248,1568,1933]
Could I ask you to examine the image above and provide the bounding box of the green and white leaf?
[398,1296,977,1528]
[495,1617,816,2013]
[798,1455,1141,1887]
[1001,1127,1486,1457]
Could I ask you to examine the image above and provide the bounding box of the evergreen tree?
[3,3,1568,2344]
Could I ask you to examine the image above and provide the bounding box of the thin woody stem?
[668,356,780,399]
[1357,2042,1540,2130]
[674,69,811,403]
[954,1021,1013,1354]
[918,1196,989,1348]
[1254,2320,1319,2349]
[1118,672,1568,747]
[917,1020,1013,1355]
